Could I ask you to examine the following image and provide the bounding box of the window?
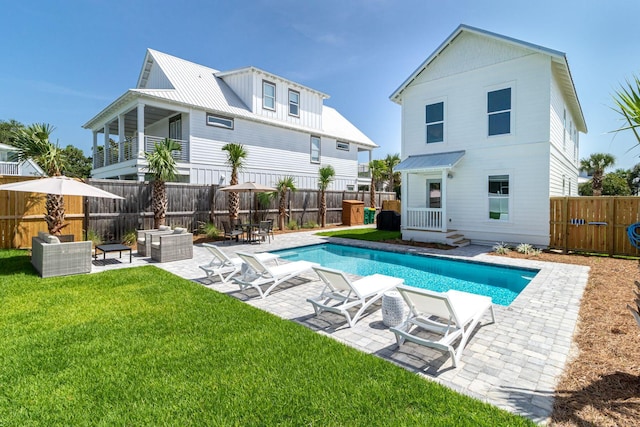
[427,179,441,208]
[169,115,182,140]
[425,102,444,143]
[288,89,299,116]
[563,109,567,149]
[310,136,320,163]
[487,88,511,136]
[336,141,349,151]
[488,175,509,220]
[263,81,276,110]
[206,113,234,129]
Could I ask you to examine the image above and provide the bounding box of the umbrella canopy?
[219,182,276,193]
[0,176,123,199]
[219,182,276,224]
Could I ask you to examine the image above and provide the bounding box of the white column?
[92,131,98,169]
[118,113,125,162]
[401,171,407,233]
[103,124,109,166]
[137,103,145,158]
[441,169,448,232]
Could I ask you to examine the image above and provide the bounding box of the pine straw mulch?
[491,251,640,426]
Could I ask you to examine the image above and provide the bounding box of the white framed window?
[426,179,441,208]
[310,136,320,163]
[288,89,299,117]
[169,115,182,140]
[206,113,234,129]
[487,88,511,136]
[263,81,276,110]
[425,101,444,143]
[488,175,509,220]
[336,141,349,151]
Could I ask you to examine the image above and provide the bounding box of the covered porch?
[397,150,465,234]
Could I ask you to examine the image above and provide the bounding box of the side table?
[382,290,407,327]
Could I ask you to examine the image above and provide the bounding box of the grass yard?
[316,228,401,241]
[0,250,533,426]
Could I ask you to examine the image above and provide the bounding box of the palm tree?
[318,165,335,227]
[368,159,386,209]
[222,143,247,222]
[612,75,640,147]
[275,176,296,231]
[145,138,181,227]
[580,153,616,196]
[384,153,401,193]
[12,123,67,234]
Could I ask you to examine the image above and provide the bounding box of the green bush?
[121,230,137,246]
[302,220,318,229]
[198,221,220,238]
[86,229,103,247]
[286,220,299,230]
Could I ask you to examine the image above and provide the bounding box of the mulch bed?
[491,251,640,426]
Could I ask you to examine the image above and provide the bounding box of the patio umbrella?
[219,182,276,223]
[0,176,124,199]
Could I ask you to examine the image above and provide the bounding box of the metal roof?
[395,151,465,172]
[84,49,376,148]
[389,24,586,133]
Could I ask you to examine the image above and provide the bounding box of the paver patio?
[91,228,589,424]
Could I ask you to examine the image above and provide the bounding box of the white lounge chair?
[390,285,495,368]
[233,251,318,299]
[199,243,279,283]
[308,266,404,327]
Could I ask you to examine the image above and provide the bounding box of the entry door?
[169,115,182,140]
[426,179,441,208]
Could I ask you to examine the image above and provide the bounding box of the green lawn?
[0,250,533,426]
[316,228,401,241]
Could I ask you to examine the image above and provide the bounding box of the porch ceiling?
[102,105,179,136]
[396,150,465,172]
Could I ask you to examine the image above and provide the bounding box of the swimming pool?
[273,243,538,306]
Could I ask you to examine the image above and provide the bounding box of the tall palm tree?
[275,176,296,231]
[612,75,640,147]
[384,153,401,193]
[580,153,616,196]
[145,138,181,227]
[222,143,247,222]
[368,159,386,209]
[12,123,67,234]
[318,165,335,227]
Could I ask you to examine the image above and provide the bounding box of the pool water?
[273,243,538,306]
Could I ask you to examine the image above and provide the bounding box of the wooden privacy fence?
[550,196,640,256]
[0,177,395,248]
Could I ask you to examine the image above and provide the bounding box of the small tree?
[318,165,335,227]
[222,143,247,222]
[275,176,296,231]
[579,153,616,196]
[612,75,640,148]
[368,159,386,209]
[145,138,181,228]
[12,123,68,234]
[384,153,401,193]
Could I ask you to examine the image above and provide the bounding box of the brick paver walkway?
[91,227,588,424]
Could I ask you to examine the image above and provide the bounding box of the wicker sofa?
[150,228,193,262]
[136,225,172,256]
[31,232,92,278]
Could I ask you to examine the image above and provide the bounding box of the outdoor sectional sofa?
[150,228,193,262]
[31,232,92,278]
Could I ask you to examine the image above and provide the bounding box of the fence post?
[608,198,616,256]
[562,196,569,254]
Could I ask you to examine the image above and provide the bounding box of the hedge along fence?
[549,196,640,256]
[0,177,395,248]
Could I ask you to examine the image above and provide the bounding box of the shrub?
[197,221,220,238]
[493,242,511,255]
[302,220,318,229]
[516,243,541,256]
[86,229,103,247]
[121,230,137,246]
[287,220,299,230]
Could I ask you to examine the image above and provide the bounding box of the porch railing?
[405,208,443,231]
[0,161,19,175]
[93,136,189,168]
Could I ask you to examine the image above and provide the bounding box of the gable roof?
[84,49,376,148]
[389,24,587,133]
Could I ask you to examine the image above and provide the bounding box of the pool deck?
[92,228,589,425]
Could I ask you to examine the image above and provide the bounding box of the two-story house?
[0,143,44,177]
[83,49,377,190]
[390,25,587,246]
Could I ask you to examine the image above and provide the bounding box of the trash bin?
[364,207,374,224]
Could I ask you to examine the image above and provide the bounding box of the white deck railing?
[405,208,443,231]
[0,161,19,175]
[93,136,189,168]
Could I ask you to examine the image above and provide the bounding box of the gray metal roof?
[395,150,465,172]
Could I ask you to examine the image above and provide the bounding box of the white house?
[0,143,44,177]
[390,25,587,246]
[83,49,377,190]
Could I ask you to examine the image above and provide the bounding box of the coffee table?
[95,243,132,263]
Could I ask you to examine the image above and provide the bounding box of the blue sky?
[2,0,640,170]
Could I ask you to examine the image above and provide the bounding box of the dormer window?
[288,89,300,117]
[263,81,276,111]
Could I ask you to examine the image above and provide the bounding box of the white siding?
[144,61,173,89]
[219,71,254,110]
